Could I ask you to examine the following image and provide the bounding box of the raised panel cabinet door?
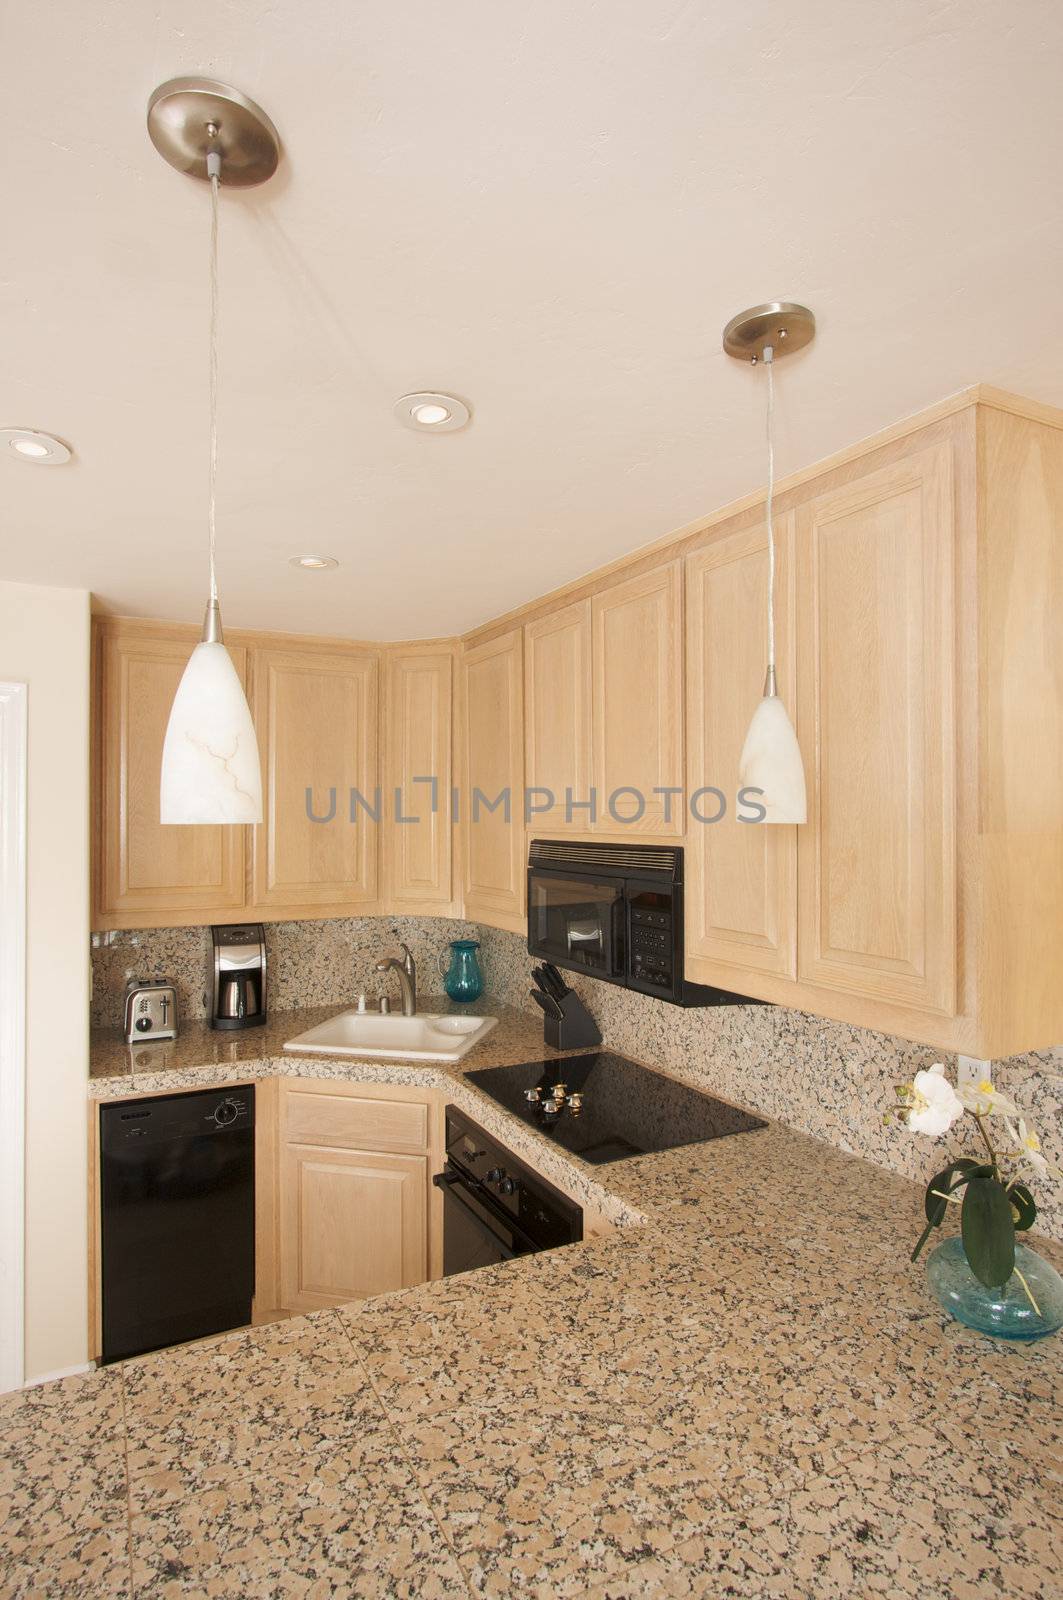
[384,648,454,911]
[796,443,956,1014]
[461,630,525,928]
[524,600,592,833]
[591,563,684,834]
[252,646,380,911]
[685,520,798,979]
[96,625,248,923]
[281,1145,427,1312]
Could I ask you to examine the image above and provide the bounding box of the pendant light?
[723,302,815,824]
[148,79,281,825]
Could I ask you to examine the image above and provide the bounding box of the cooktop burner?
[464,1052,766,1164]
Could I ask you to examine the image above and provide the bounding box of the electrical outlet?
[957,1055,991,1090]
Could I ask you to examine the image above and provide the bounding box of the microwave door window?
[529,877,621,978]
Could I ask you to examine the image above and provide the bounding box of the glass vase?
[926,1235,1063,1342]
[437,939,484,1004]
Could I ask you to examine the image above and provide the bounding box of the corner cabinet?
[460,629,526,932]
[93,621,250,927]
[251,643,380,916]
[382,646,455,913]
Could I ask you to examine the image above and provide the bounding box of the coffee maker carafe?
[210,924,267,1031]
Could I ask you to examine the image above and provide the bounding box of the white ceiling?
[3,0,1062,639]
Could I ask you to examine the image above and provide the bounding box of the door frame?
[0,682,27,1393]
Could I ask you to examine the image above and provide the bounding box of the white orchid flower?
[1003,1117,1058,1178]
[958,1077,1019,1118]
[905,1063,965,1138]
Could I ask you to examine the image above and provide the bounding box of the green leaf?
[961,1176,1016,1288]
[911,1160,988,1263]
[1007,1182,1037,1232]
[922,1159,985,1226]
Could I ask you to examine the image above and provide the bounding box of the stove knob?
[500,1177,518,1196]
[486,1167,504,1185]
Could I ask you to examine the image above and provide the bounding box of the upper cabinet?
[252,643,380,915]
[685,519,798,980]
[94,622,249,927]
[460,629,525,932]
[795,444,956,1016]
[383,646,455,913]
[591,563,684,833]
[524,601,592,833]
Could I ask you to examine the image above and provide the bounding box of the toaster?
[123,979,178,1043]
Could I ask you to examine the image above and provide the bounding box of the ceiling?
[4,0,1062,640]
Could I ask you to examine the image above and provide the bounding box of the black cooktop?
[464,1052,766,1165]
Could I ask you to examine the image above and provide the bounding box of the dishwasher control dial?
[213,1098,240,1127]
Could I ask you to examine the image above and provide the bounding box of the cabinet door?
[95,624,247,925]
[592,563,684,833]
[685,521,798,979]
[796,443,956,1014]
[524,601,592,833]
[384,648,454,912]
[461,630,525,930]
[281,1145,427,1312]
[252,646,380,913]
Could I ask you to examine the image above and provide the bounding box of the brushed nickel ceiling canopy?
[722,302,816,363]
[147,77,281,186]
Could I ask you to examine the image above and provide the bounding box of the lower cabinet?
[276,1080,440,1315]
[281,1145,427,1312]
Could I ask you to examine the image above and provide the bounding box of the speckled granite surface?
[6,1001,1057,1595]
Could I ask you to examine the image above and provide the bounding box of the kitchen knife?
[541,963,570,1000]
[529,988,565,1021]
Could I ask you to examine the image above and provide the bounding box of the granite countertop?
[59,997,1063,1596]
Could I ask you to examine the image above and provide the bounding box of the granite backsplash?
[91,916,480,1029]
[90,914,1063,1242]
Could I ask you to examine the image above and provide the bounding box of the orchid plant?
[895,1064,1059,1314]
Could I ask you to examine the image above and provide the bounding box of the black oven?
[527,838,761,1008]
[434,1106,583,1277]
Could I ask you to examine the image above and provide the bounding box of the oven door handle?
[433,1168,537,1258]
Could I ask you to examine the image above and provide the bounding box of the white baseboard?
[22,1361,95,1389]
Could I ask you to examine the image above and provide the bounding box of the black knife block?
[543,991,602,1051]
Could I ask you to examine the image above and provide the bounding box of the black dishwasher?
[100,1086,255,1363]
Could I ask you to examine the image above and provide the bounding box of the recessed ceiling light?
[394,392,471,433]
[1,428,72,465]
[289,554,339,570]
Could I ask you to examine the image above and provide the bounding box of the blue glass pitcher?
[437,939,484,1003]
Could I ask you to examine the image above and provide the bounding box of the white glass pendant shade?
[738,692,807,824]
[160,641,262,824]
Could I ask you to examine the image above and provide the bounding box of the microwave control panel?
[629,901,674,993]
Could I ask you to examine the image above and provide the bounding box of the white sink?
[283,1009,498,1064]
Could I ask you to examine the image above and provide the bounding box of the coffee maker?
[210,924,267,1030]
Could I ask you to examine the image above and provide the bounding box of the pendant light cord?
[763,344,776,677]
[207,152,221,607]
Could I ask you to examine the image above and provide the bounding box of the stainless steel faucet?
[374,941,417,1017]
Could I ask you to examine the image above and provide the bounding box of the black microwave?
[526,839,763,1008]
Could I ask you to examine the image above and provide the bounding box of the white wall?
[0,581,90,1382]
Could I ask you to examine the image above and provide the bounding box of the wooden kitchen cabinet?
[382,645,455,913]
[251,642,380,916]
[524,600,592,833]
[277,1080,439,1313]
[685,518,798,980]
[795,442,956,1016]
[93,620,249,928]
[591,562,684,834]
[460,629,526,932]
[280,1146,427,1312]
